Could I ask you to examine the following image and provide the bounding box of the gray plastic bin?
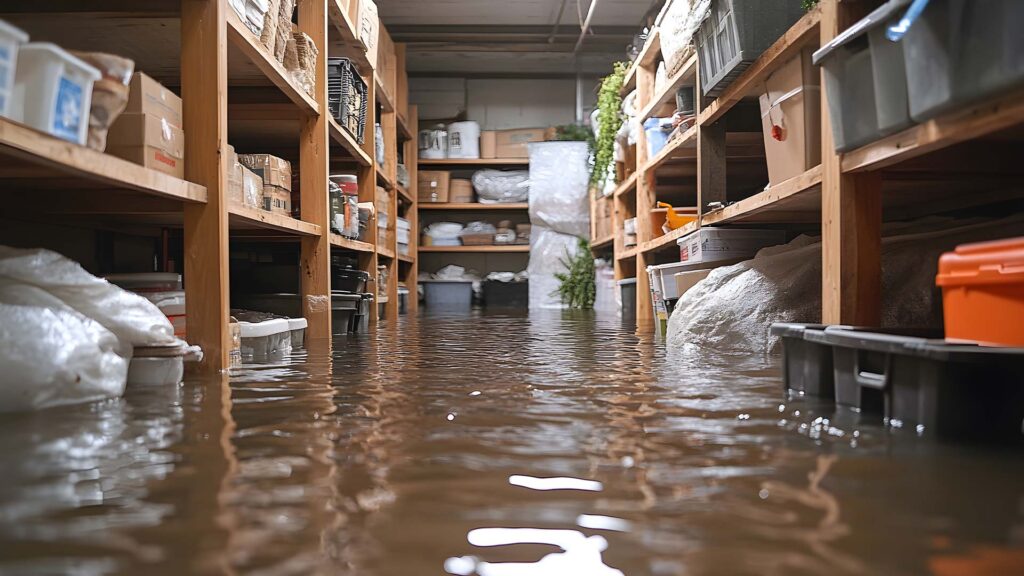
[902,0,1024,122]
[770,323,834,398]
[808,327,1024,441]
[331,292,360,336]
[618,278,637,322]
[695,0,804,97]
[813,0,914,152]
[422,280,473,309]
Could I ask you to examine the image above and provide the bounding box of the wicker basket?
[461,233,495,246]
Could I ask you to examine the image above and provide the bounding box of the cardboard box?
[758,47,821,186]
[449,179,474,203]
[480,131,497,159]
[673,269,713,301]
[418,170,450,203]
[124,72,183,129]
[239,153,292,191]
[677,228,787,265]
[350,0,379,70]
[107,113,185,179]
[494,127,547,158]
[262,184,291,215]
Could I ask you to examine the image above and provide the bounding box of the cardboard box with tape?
[418,170,450,203]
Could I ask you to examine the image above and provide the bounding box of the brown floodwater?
[2,310,1024,576]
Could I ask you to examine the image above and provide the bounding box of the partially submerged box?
[106,112,185,178]
[494,127,547,158]
[418,170,450,202]
[124,72,182,128]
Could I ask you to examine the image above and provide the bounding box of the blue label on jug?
[52,76,84,143]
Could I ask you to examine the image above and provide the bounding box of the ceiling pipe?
[548,0,570,43]
[572,0,601,54]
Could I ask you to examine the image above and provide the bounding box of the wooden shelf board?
[621,29,660,97]
[643,125,698,171]
[396,184,414,204]
[613,172,639,198]
[229,205,321,236]
[419,158,529,166]
[397,112,413,141]
[376,75,396,113]
[420,245,530,253]
[226,8,320,115]
[639,55,698,123]
[591,234,615,250]
[639,220,698,254]
[618,246,639,260]
[0,118,206,203]
[376,167,395,190]
[329,117,372,166]
[702,165,824,226]
[378,245,396,259]
[329,233,375,252]
[399,252,415,263]
[842,87,1024,173]
[419,202,529,210]
[698,5,821,128]
[326,0,372,71]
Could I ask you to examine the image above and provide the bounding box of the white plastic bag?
[0,302,128,412]
[472,170,530,204]
[528,226,583,309]
[0,247,176,353]
[528,141,591,239]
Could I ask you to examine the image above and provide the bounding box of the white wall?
[410,77,599,129]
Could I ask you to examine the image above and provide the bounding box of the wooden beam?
[405,105,420,314]
[297,0,332,341]
[820,0,881,326]
[182,0,230,372]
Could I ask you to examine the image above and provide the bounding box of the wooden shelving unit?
[1,1,416,371]
[596,0,1024,331]
[421,245,530,253]
[420,203,529,211]
[419,158,530,166]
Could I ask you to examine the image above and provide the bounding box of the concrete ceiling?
[377,0,662,76]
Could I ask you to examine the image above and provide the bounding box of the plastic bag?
[528,226,582,309]
[424,222,464,239]
[660,0,711,74]
[528,141,590,238]
[461,221,497,235]
[0,302,128,412]
[0,247,175,354]
[70,51,135,152]
[472,170,530,204]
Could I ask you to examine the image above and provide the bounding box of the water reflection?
[1,310,1023,575]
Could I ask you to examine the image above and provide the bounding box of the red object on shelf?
[936,237,1024,346]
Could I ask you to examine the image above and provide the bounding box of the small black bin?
[331,292,361,336]
[332,268,369,294]
[483,280,528,308]
[810,327,1024,441]
[771,323,834,398]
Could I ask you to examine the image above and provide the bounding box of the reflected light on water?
[508,475,603,492]
[446,527,624,576]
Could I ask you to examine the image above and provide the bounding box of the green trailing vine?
[801,0,819,10]
[553,124,595,152]
[591,61,628,189]
[555,238,596,310]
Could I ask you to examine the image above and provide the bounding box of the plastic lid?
[330,174,358,183]
[812,0,911,65]
[106,272,182,283]
[21,43,101,81]
[769,322,828,338]
[937,237,1024,287]
[617,278,638,286]
[238,318,290,338]
[287,317,308,330]
[0,20,29,43]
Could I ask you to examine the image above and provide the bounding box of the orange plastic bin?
[936,237,1024,346]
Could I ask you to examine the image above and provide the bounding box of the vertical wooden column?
[359,67,379,327]
[381,107,399,321]
[405,105,420,314]
[297,0,332,339]
[820,0,881,325]
[634,62,656,331]
[182,0,230,372]
[697,71,726,216]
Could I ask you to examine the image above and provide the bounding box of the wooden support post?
[820,0,881,325]
[182,0,229,372]
[405,105,420,314]
[298,0,332,340]
[360,67,380,327]
[697,120,726,214]
[381,106,399,322]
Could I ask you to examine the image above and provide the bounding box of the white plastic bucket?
[447,121,481,159]
[418,126,447,159]
[12,43,100,145]
[0,20,29,119]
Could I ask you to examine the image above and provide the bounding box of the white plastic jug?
[0,20,29,119]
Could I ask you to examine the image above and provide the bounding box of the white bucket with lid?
[12,43,100,145]
[447,121,481,159]
[418,125,447,159]
[0,20,29,119]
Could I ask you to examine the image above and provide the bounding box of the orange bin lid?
[936,237,1024,287]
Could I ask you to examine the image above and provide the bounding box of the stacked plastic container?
[0,20,28,119]
[12,41,100,145]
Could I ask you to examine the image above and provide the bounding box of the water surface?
[2,311,1023,575]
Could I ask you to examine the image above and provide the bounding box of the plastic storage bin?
[239,318,292,361]
[422,280,473,309]
[331,291,360,336]
[351,293,374,332]
[618,278,637,321]
[0,20,28,119]
[12,43,100,145]
[813,0,914,152]
[398,286,409,314]
[695,0,804,97]
[770,323,834,398]
[936,237,1024,347]
[677,228,787,265]
[901,0,1024,122]
[332,267,369,293]
[328,57,367,143]
[447,121,481,159]
[808,326,1024,441]
[483,280,528,308]
[287,317,308,348]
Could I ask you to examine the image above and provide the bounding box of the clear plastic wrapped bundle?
[528,141,590,239]
[472,170,529,204]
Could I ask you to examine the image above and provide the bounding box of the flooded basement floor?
[2,311,1024,575]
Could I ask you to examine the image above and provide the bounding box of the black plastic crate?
[328,57,367,144]
[770,323,834,398]
[483,280,528,308]
[808,327,1024,442]
[331,267,369,294]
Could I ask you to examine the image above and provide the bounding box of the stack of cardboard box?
[239,153,292,216]
[107,73,185,179]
